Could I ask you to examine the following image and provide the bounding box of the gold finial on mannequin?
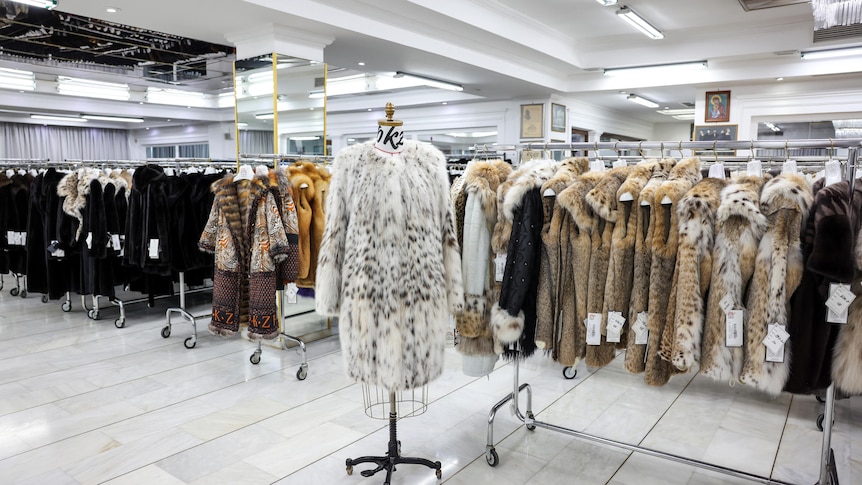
[379,102,403,127]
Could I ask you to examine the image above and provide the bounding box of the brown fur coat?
[645,158,702,386]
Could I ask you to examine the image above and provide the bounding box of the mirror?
[234,54,326,156]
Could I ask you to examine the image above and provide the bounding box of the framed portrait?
[520,104,544,139]
[551,103,566,133]
[705,90,730,123]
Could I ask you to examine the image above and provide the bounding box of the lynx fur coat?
[316,140,464,391]
[665,177,728,372]
[535,158,589,355]
[739,173,812,396]
[699,176,769,383]
[645,158,701,386]
[625,160,675,373]
[584,165,634,367]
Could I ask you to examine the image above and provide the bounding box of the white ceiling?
[9,0,862,127]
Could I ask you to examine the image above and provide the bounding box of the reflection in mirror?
[416,128,497,158]
[756,120,845,157]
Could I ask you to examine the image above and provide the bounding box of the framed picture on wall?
[705,90,730,123]
[520,103,544,139]
[694,124,737,155]
[551,103,566,133]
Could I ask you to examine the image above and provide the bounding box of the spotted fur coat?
[665,177,728,372]
[645,158,701,386]
[624,159,675,374]
[316,140,464,391]
[699,176,769,383]
[739,173,812,396]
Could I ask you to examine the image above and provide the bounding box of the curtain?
[239,130,274,154]
[0,122,130,161]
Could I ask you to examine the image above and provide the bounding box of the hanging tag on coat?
[86,232,93,250]
[826,283,854,324]
[725,310,744,347]
[494,253,507,282]
[633,312,648,345]
[763,323,789,362]
[148,239,160,259]
[719,293,735,314]
[585,313,602,345]
[111,234,121,253]
[606,311,624,343]
[286,282,299,304]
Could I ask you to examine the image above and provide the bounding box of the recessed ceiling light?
[138,101,144,105]
[367,108,372,111]
[442,102,447,105]
[105,7,120,13]
[166,119,171,121]
[776,77,784,81]
[145,127,150,130]
[309,107,314,110]
[357,62,366,66]
[664,106,669,109]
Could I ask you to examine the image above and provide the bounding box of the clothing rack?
[484,138,861,485]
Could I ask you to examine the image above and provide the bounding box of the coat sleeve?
[442,184,465,315]
[198,199,219,254]
[315,157,348,317]
[492,188,542,344]
[265,191,291,262]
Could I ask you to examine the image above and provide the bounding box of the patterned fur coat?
[699,176,769,383]
[645,158,701,386]
[664,177,728,372]
[199,174,292,340]
[625,159,675,374]
[739,173,812,396]
[266,167,300,287]
[316,140,464,391]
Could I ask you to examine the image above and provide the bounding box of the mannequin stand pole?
[345,391,442,484]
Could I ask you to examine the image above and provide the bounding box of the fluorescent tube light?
[0,67,35,91]
[801,46,862,60]
[237,123,249,129]
[672,114,695,121]
[308,90,325,99]
[255,113,275,120]
[604,61,707,77]
[10,0,57,9]
[394,71,463,91]
[57,76,130,101]
[616,6,664,40]
[147,87,207,107]
[31,114,87,122]
[656,108,696,117]
[596,0,618,5]
[290,136,320,141]
[626,94,659,108]
[81,115,144,123]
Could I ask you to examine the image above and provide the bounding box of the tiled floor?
[0,286,858,485]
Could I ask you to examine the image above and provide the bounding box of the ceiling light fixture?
[255,113,275,120]
[656,108,695,117]
[105,7,120,13]
[81,115,144,123]
[357,62,366,66]
[10,0,57,9]
[147,87,207,107]
[0,67,35,91]
[596,0,619,5]
[290,136,320,141]
[801,46,862,60]
[57,76,130,101]
[616,6,664,40]
[626,94,659,108]
[394,71,463,91]
[776,77,784,81]
[237,123,249,129]
[30,114,87,122]
[604,61,707,77]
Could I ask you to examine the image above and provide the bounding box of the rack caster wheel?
[19,290,27,298]
[41,295,48,303]
[61,300,71,312]
[526,411,536,431]
[296,364,308,380]
[346,465,353,476]
[88,309,101,320]
[184,337,196,349]
[250,350,261,365]
[10,288,18,296]
[486,448,499,467]
[816,395,825,403]
[563,366,577,379]
[161,326,171,338]
[114,317,125,328]
[435,466,442,480]
[816,413,834,431]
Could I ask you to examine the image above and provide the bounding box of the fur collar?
[58,171,81,218]
[677,178,728,232]
[287,164,316,201]
[717,175,769,231]
[617,162,655,202]
[489,159,513,185]
[639,158,677,206]
[502,159,559,221]
[760,173,813,219]
[557,170,607,230]
[653,158,702,209]
[586,165,634,222]
[464,160,504,194]
[541,157,589,197]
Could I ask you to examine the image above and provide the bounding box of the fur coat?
[535,158,589,354]
[266,167,300,287]
[625,160,675,373]
[665,177,728,372]
[492,159,559,359]
[699,176,769,383]
[787,180,859,394]
[451,175,468,251]
[739,173,813,396]
[555,169,606,366]
[645,158,702,386]
[585,165,634,367]
[199,174,292,340]
[288,162,330,289]
[315,140,464,391]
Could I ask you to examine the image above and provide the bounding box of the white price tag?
[612,160,627,169]
[119,235,125,257]
[607,311,625,334]
[762,323,790,355]
[111,234,121,252]
[148,239,160,259]
[633,312,648,345]
[6,231,26,246]
[86,232,93,250]
[719,293,735,314]
[286,282,298,304]
[826,283,854,323]
[494,253,507,282]
[725,310,744,347]
[586,313,602,345]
